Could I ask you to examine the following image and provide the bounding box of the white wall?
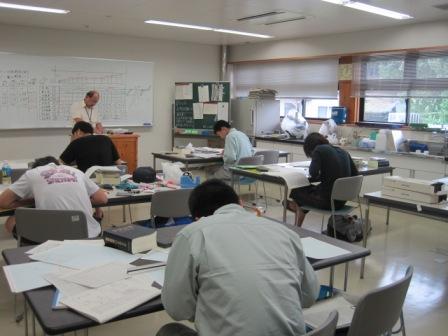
[230,20,448,62]
[0,24,220,166]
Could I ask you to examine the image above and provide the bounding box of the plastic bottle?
[374,130,387,152]
[1,161,12,185]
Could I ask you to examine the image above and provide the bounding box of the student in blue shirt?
[207,120,253,180]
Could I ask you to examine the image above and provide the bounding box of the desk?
[230,163,395,223]
[360,191,448,278]
[3,223,370,336]
[152,149,290,171]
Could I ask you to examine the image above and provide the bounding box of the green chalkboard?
[174,82,230,131]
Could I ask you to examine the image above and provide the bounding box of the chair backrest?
[150,189,192,219]
[254,150,280,164]
[331,175,363,202]
[306,311,338,336]
[11,168,27,183]
[347,266,413,336]
[15,208,89,246]
[237,155,264,166]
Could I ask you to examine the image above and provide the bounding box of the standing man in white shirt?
[70,90,104,134]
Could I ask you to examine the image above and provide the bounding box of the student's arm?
[60,141,77,165]
[82,175,108,205]
[308,150,322,182]
[223,135,238,165]
[0,189,33,209]
[292,237,320,308]
[162,233,198,321]
[349,154,359,176]
[90,189,108,205]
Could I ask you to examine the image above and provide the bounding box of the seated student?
[289,132,358,226]
[206,120,253,180]
[0,156,108,241]
[158,179,319,336]
[60,121,122,173]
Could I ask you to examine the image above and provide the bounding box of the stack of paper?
[301,237,349,259]
[264,167,310,189]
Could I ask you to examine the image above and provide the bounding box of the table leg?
[231,172,236,190]
[283,184,288,223]
[329,266,335,291]
[360,199,370,279]
[32,313,36,336]
[24,299,28,336]
[122,205,126,223]
[386,207,390,226]
[343,263,349,291]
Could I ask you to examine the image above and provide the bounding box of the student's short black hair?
[213,120,231,134]
[32,156,60,168]
[72,121,94,135]
[303,132,329,157]
[85,90,99,98]
[188,179,239,218]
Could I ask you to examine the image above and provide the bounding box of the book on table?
[103,225,157,254]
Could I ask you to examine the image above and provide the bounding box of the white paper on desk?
[198,85,209,102]
[141,250,170,262]
[63,239,105,246]
[60,274,161,323]
[62,262,129,288]
[301,237,349,259]
[26,240,62,255]
[175,83,193,100]
[193,102,204,119]
[303,296,355,329]
[264,167,310,189]
[192,153,220,159]
[134,268,166,287]
[44,270,90,309]
[85,165,120,179]
[30,243,140,270]
[3,262,71,293]
[203,103,218,115]
[217,102,228,121]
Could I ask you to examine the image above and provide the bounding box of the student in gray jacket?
[158,179,319,336]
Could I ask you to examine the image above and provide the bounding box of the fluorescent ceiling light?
[145,19,273,38]
[321,0,412,20]
[0,2,69,14]
[144,20,212,31]
[213,29,271,39]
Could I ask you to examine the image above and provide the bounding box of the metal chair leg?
[262,182,268,210]
[320,215,325,233]
[128,204,133,224]
[344,263,349,291]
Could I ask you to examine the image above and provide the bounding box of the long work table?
[230,162,395,222]
[3,222,370,336]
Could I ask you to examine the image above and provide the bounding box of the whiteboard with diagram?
[0,52,154,129]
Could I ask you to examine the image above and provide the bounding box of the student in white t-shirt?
[0,156,108,240]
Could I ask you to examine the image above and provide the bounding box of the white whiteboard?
[0,53,153,129]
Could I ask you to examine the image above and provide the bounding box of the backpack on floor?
[326,215,364,242]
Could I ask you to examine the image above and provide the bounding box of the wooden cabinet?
[109,134,139,173]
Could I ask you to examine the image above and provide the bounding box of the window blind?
[352,49,448,98]
[232,58,339,99]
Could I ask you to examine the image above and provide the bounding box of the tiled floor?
[1,193,447,335]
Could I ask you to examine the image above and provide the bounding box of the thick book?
[103,225,157,254]
[368,157,390,168]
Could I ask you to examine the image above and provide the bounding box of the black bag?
[132,166,156,183]
[326,215,364,242]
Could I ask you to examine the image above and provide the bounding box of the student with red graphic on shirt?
[0,156,107,241]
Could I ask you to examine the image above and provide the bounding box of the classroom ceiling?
[0,0,447,45]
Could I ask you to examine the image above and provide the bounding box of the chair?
[305,311,338,336]
[344,265,413,336]
[150,189,192,228]
[254,150,280,209]
[300,175,363,291]
[13,208,89,327]
[15,208,89,246]
[236,155,264,200]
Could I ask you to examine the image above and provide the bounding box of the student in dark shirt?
[60,121,122,172]
[289,132,358,226]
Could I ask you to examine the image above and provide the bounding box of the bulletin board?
[174,82,230,132]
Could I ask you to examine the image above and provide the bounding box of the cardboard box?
[382,186,447,204]
[383,176,444,194]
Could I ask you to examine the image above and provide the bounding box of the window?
[278,97,339,119]
[354,50,448,126]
